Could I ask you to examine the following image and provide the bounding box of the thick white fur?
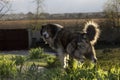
[54,24,63,28]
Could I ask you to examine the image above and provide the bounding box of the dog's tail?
[83,21,100,45]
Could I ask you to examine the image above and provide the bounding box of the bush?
[0,58,17,79]
[28,47,45,59]
[12,56,26,73]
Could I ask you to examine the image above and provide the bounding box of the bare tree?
[104,0,120,27]
[31,0,44,30]
[34,0,44,20]
[0,0,11,18]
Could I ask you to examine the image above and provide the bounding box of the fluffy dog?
[40,21,100,68]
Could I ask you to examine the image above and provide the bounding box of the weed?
[0,57,17,79]
[12,56,26,73]
[46,57,62,68]
[28,47,45,59]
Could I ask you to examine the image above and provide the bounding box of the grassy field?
[0,19,104,29]
[0,47,120,80]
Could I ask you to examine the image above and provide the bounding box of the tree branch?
[0,0,11,18]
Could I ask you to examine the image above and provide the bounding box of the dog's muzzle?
[42,31,49,39]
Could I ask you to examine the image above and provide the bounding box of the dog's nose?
[42,31,49,39]
[43,34,49,39]
[43,34,46,38]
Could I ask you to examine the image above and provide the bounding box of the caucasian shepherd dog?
[40,21,100,68]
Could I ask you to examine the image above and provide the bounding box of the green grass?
[0,54,19,60]
[96,48,120,70]
[0,48,119,67]
[0,47,120,80]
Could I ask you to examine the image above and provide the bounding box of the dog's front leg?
[57,52,64,68]
[64,54,69,68]
[57,48,67,68]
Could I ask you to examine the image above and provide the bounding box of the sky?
[10,0,107,14]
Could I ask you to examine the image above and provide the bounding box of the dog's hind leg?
[90,46,97,63]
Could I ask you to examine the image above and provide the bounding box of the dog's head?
[40,23,63,44]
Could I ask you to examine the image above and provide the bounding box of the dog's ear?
[50,25,59,38]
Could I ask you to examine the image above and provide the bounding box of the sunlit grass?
[0,47,120,80]
[0,48,120,68]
